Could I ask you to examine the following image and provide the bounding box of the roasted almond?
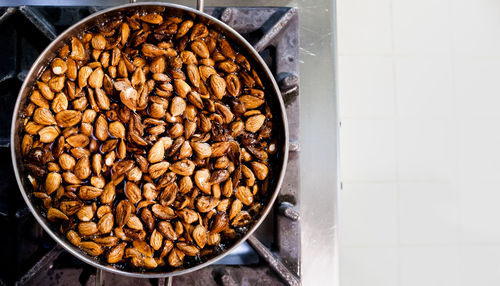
[66,134,89,148]
[78,222,98,236]
[140,13,163,24]
[70,37,85,61]
[124,181,142,205]
[91,33,106,50]
[75,156,91,180]
[191,142,212,159]
[109,121,125,139]
[55,110,82,127]
[173,79,191,98]
[45,172,61,194]
[94,115,108,141]
[192,224,208,248]
[30,90,50,108]
[37,81,54,100]
[169,159,195,176]
[191,39,209,58]
[88,68,104,89]
[250,161,269,180]
[194,168,211,194]
[38,126,60,143]
[245,114,266,133]
[33,108,56,125]
[51,58,68,75]
[120,87,138,111]
[49,76,65,93]
[77,205,94,222]
[79,186,103,200]
[98,213,114,234]
[107,242,126,264]
[52,92,69,113]
[47,208,69,222]
[148,140,165,163]
[80,241,103,256]
[210,74,226,100]
[78,66,92,88]
[149,161,170,179]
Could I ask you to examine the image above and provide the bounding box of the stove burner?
[0,6,300,286]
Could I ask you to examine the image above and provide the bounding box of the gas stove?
[0,5,301,286]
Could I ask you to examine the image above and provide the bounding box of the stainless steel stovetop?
[0,4,301,286]
[0,1,338,286]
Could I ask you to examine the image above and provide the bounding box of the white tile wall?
[459,180,500,243]
[339,56,395,119]
[338,0,500,284]
[397,119,453,181]
[338,0,393,55]
[340,183,398,246]
[399,182,458,245]
[451,0,500,55]
[399,246,460,286]
[393,0,451,54]
[459,246,500,285]
[454,58,500,118]
[340,247,399,286]
[340,119,397,181]
[394,56,452,119]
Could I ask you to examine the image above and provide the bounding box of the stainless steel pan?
[10,1,289,279]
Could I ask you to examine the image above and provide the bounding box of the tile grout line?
[388,0,401,285]
[447,0,463,273]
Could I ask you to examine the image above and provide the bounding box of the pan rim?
[10,2,289,278]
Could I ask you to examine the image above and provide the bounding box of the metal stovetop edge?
[0,1,339,285]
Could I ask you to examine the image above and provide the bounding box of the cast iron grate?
[0,6,300,286]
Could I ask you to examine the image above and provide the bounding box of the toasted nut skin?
[55,110,82,127]
[194,168,211,194]
[191,142,212,159]
[98,213,114,234]
[235,186,254,206]
[38,126,60,143]
[147,140,165,163]
[169,159,195,176]
[45,172,62,194]
[78,186,103,200]
[191,40,209,58]
[149,161,170,179]
[78,222,98,236]
[140,14,163,24]
[192,224,208,248]
[67,230,81,246]
[210,74,226,100]
[109,121,126,139]
[107,242,126,264]
[80,241,103,256]
[30,90,49,108]
[47,207,69,222]
[51,58,67,75]
[33,108,56,125]
[77,205,94,222]
[250,161,269,180]
[52,93,69,113]
[245,114,266,133]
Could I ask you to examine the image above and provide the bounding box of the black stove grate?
[0,6,300,286]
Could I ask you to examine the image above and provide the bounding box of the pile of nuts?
[20,11,277,269]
